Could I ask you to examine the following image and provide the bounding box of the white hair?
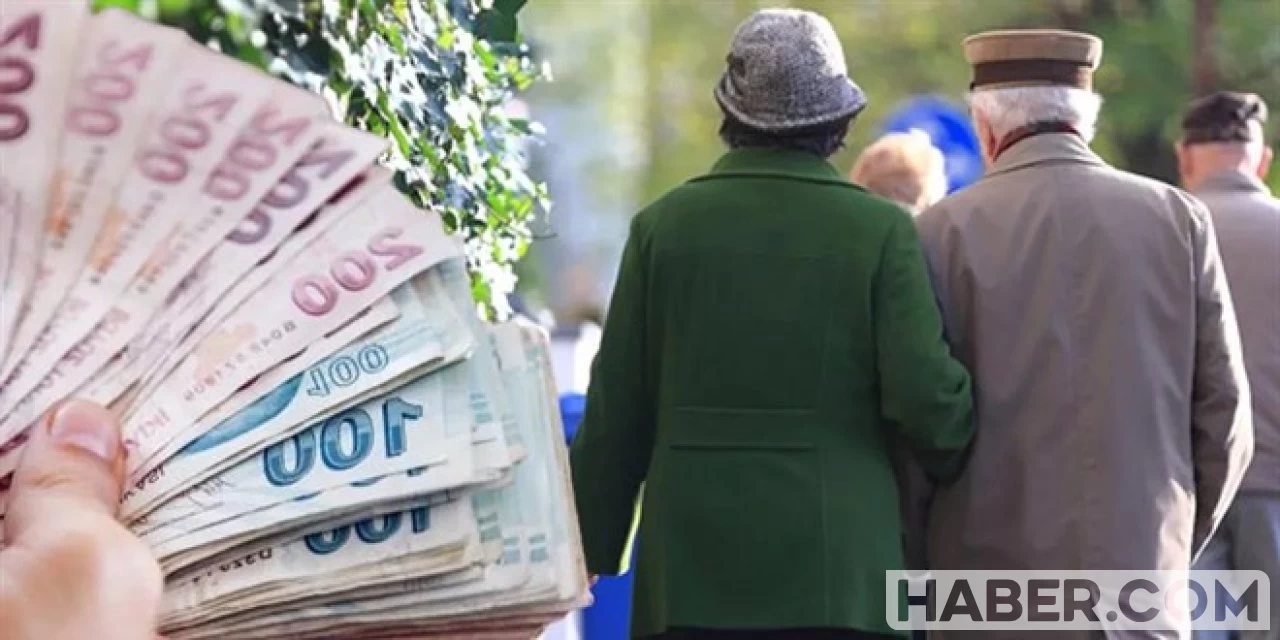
[968,86,1103,142]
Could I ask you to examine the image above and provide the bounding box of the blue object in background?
[560,393,587,443]
[880,95,984,194]
[583,560,636,640]
[560,392,637,640]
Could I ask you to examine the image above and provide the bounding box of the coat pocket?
[653,427,829,625]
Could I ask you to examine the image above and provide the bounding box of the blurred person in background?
[914,29,1253,640]
[850,130,949,214]
[569,8,974,640]
[1178,91,1279,640]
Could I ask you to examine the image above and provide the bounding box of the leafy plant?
[96,0,548,319]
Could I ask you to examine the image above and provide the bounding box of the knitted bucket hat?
[714,8,868,132]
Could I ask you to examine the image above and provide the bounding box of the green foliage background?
[94,0,548,319]
[527,0,1280,204]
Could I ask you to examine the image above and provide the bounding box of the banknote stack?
[0,3,590,638]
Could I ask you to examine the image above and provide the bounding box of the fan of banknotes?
[0,3,590,638]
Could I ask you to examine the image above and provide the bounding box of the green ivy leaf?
[475,0,525,43]
[156,0,192,19]
[359,0,379,24]
[437,27,456,49]
[391,0,410,25]
[92,0,143,12]
[378,22,407,54]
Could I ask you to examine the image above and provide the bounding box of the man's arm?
[569,217,656,576]
[1189,201,1255,561]
[875,213,975,482]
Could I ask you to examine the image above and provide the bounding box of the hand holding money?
[0,5,589,638]
[0,400,162,640]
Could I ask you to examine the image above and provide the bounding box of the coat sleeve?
[569,216,656,576]
[1189,200,1255,561]
[874,213,975,483]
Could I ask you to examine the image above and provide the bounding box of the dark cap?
[1181,91,1268,145]
[963,29,1102,91]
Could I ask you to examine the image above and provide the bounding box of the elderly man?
[570,8,975,640]
[1178,92,1279,640]
[914,30,1254,638]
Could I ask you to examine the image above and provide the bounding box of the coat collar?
[692,147,855,189]
[984,132,1107,179]
[1194,169,1272,197]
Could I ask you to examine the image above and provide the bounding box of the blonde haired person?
[850,129,949,213]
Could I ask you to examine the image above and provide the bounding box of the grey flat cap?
[715,9,867,131]
[1182,91,1268,144]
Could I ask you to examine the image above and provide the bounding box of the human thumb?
[0,400,162,640]
[3,400,123,543]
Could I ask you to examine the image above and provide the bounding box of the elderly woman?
[569,8,974,640]
[850,130,949,214]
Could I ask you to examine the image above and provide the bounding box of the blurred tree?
[94,0,549,319]
[531,0,1279,205]
[1193,0,1219,94]
[1054,0,1279,186]
[515,0,651,317]
[635,0,762,202]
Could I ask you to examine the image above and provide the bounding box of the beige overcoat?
[913,133,1254,639]
[1193,171,1280,496]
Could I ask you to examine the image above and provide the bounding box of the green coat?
[569,148,974,638]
